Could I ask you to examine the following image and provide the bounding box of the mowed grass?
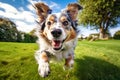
[0,40,120,80]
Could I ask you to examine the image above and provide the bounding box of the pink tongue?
[53,40,60,47]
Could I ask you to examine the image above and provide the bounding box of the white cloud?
[0,2,36,33]
[28,0,44,5]
[0,6,35,23]
[27,4,35,12]
[19,7,25,11]
[21,11,35,23]
[79,26,98,37]
[15,21,36,33]
[49,1,60,9]
[0,2,18,14]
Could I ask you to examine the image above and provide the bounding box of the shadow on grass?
[75,56,120,80]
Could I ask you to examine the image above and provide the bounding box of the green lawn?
[0,40,120,80]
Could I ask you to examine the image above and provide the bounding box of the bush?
[21,33,37,43]
[113,30,120,40]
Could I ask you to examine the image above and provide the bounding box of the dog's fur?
[34,2,82,77]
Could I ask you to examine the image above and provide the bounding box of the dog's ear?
[66,3,82,21]
[33,2,52,23]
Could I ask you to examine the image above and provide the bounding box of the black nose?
[51,29,62,38]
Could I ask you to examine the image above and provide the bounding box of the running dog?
[34,2,82,77]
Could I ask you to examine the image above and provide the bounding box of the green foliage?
[78,0,120,27]
[0,17,37,43]
[113,30,120,40]
[78,0,120,39]
[0,17,21,42]
[0,40,120,80]
[22,33,37,43]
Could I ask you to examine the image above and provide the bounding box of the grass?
[0,40,120,80]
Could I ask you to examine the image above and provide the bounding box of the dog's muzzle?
[50,29,63,50]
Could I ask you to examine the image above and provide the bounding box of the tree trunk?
[99,27,109,40]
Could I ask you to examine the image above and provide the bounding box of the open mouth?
[51,40,62,50]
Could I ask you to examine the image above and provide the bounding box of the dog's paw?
[63,59,74,70]
[63,64,73,70]
[38,62,50,77]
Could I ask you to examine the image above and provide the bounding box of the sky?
[0,0,120,37]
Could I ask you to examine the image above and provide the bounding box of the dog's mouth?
[51,40,62,50]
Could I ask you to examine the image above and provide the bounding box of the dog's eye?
[62,21,68,26]
[47,21,51,25]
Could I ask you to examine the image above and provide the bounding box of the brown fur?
[66,3,82,21]
[60,16,68,21]
[34,2,51,23]
[67,3,82,10]
[48,15,56,22]
[41,52,49,62]
[65,54,73,67]
[65,27,77,42]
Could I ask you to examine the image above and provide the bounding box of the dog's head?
[34,2,82,51]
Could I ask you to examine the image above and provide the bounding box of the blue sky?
[0,0,120,37]
[0,0,77,12]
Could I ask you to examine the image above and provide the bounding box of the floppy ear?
[66,3,82,21]
[33,2,52,23]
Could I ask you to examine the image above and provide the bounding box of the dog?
[34,2,82,77]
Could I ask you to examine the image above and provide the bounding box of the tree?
[78,0,120,39]
[0,17,21,42]
[113,30,120,40]
[22,33,37,43]
[19,29,37,43]
[0,17,37,43]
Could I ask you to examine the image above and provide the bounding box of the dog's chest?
[47,40,75,60]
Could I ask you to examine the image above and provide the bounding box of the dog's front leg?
[36,51,50,77]
[64,53,74,70]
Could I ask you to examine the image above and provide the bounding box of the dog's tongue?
[52,40,61,48]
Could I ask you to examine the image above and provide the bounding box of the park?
[0,0,120,80]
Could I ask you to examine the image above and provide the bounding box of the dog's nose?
[51,29,62,38]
